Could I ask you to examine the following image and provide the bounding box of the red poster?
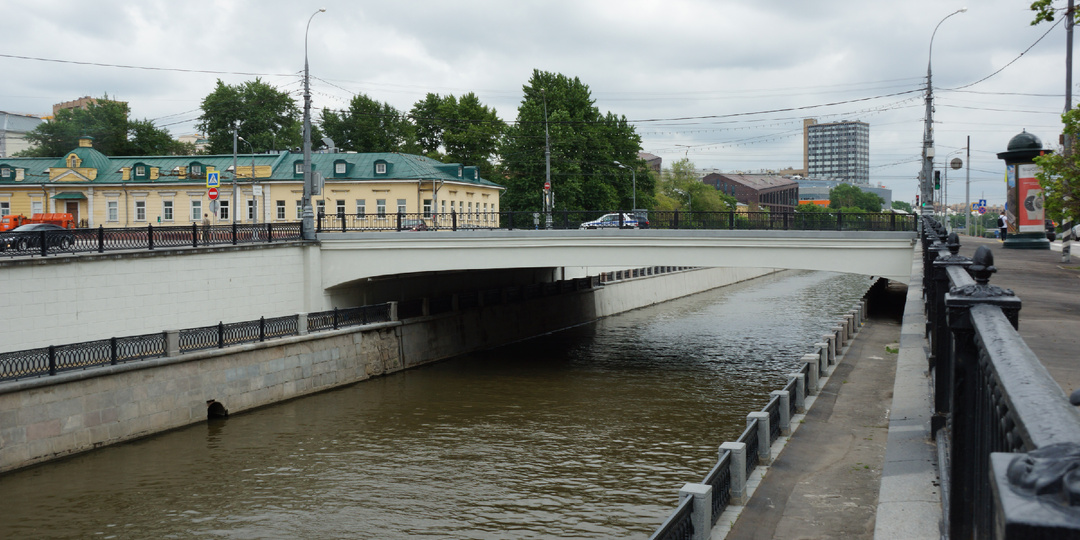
[1017,164,1043,233]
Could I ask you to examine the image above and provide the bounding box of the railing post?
[783,211,789,230]
[165,330,179,357]
[267,223,273,243]
[673,209,680,229]
[815,342,829,375]
[341,214,347,233]
[39,230,47,257]
[931,233,972,435]
[678,483,713,540]
[259,316,266,341]
[217,321,225,348]
[192,222,198,247]
[110,337,118,365]
[748,411,771,464]
[148,223,154,250]
[729,210,735,230]
[836,210,842,231]
[720,442,747,505]
[316,212,323,233]
[48,345,56,375]
[297,313,309,336]
[787,373,806,413]
[452,209,458,231]
[989,449,1080,538]
[388,301,399,321]
[944,246,1021,540]
[771,390,791,435]
[333,307,340,329]
[98,225,105,253]
[802,354,820,393]
[396,211,403,232]
[822,333,835,366]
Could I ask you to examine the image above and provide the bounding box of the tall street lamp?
[238,136,257,223]
[302,8,326,239]
[921,7,967,211]
[614,160,636,211]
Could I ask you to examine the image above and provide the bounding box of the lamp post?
[301,8,326,239]
[614,160,636,211]
[231,123,238,224]
[943,148,964,231]
[238,136,257,223]
[921,7,967,212]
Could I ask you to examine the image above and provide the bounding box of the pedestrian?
[202,213,211,244]
[998,213,1008,241]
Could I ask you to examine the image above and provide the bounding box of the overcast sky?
[2,0,1072,205]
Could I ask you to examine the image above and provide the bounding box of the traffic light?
[916,195,920,207]
[934,171,941,190]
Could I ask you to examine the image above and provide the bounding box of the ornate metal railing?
[649,495,695,540]
[920,217,1080,539]
[0,222,305,258]
[316,209,916,233]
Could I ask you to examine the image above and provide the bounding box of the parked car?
[579,213,640,229]
[0,223,75,252]
[400,219,429,231]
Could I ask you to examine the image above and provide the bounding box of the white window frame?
[375,163,386,174]
[295,163,304,175]
[247,199,257,220]
[135,165,146,177]
[397,199,406,214]
[135,200,146,222]
[336,199,346,217]
[107,200,118,222]
[316,200,325,217]
[335,162,346,174]
[423,199,432,218]
[376,199,386,217]
[276,200,286,220]
[356,199,366,217]
[162,200,174,221]
[219,199,230,221]
[0,201,9,216]
[296,200,303,220]
[190,164,202,176]
[191,200,202,221]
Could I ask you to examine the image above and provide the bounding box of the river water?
[0,270,872,539]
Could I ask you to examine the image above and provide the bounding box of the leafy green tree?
[829,183,884,212]
[1030,0,1077,24]
[891,200,913,213]
[410,93,446,155]
[197,78,302,155]
[654,158,735,212]
[499,70,646,211]
[319,93,416,154]
[439,93,506,179]
[1033,109,1080,224]
[19,97,189,157]
[796,203,832,213]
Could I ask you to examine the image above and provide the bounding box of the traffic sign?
[544,181,551,191]
[207,171,220,188]
[978,207,986,215]
[208,187,219,200]
[979,199,987,208]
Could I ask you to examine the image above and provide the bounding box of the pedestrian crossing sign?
[207,170,219,188]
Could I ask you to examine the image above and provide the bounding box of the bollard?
[679,483,713,540]
[833,325,845,350]
[720,442,748,505]
[844,313,855,339]
[748,411,771,464]
[802,354,820,394]
[815,342,829,375]
[297,312,308,335]
[387,301,399,322]
[771,390,791,435]
[787,373,806,413]
[822,334,836,365]
[165,330,180,357]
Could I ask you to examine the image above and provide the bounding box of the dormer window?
[335,161,346,175]
[375,162,387,174]
[295,162,304,175]
[66,154,82,168]
[458,166,463,178]
[189,162,204,178]
[0,166,10,179]
[135,165,146,176]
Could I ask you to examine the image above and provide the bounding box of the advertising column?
[997,130,1050,249]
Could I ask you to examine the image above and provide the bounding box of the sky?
[2,0,1072,206]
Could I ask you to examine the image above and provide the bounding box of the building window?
[441,200,446,214]
[107,201,118,221]
[135,201,146,221]
[0,167,10,179]
[397,199,406,214]
[192,200,202,221]
[276,200,286,220]
[336,199,345,218]
[135,165,146,177]
[219,200,230,221]
[376,199,386,216]
[423,199,432,217]
[335,162,346,174]
[295,163,304,175]
[247,199,257,220]
[0,201,9,216]
[296,200,303,219]
[375,162,387,174]
[163,200,174,221]
[190,164,203,177]
[316,200,325,217]
[356,199,366,217]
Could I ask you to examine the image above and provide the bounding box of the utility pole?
[542,88,552,229]
[232,124,238,224]
[965,135,971,236]
[301,8,326,240]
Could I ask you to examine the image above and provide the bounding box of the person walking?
[202,213,211,244]
[998,213,1008,241]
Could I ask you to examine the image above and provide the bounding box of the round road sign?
[978,206,986,215]
[208,187,219,200]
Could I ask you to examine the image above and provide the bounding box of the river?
[0,270,872,539]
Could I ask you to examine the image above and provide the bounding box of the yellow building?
[0,137,503,228]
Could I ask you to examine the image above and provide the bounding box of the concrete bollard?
[720,442,748,505]
[815,342,829,376]
[833,325,845,350]
[787,373,806,413]
[821,334,836,366]
[748,411,772,463]
[388,301,399,322]
[297,313,309,335]
[844,314,855,339]
[679,483,713,540]
[165,330,180,357]
[771,390,791,435]
[802,354,820,394]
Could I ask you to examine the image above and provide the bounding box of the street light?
[238,136,257,223]
[614,160,636,211]
[301,7,326,239]
[921,7,967,211]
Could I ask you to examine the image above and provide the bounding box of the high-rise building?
[805,120,869,184]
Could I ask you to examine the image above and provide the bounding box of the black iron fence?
[920,217,1080,539]
[316,210,916,233]
[0,222,304,258]
[649,299,863,539]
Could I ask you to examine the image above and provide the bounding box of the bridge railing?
[315,210,917,233]
[920,217,1080,539]
[649,293,868,540]
[0,222,304,258]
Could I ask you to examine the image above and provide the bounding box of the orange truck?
[29,213,76,229]
[0,214,30,232]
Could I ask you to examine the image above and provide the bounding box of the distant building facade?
[795,177,891,209]
[638,152,662,174]
[0,112,44,158]
[52,96,127,117]
[805,120,869,185]
[702,173,799,212]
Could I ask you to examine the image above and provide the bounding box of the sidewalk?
[715,235,1080,540]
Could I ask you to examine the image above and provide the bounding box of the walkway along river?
[0,270,873,539]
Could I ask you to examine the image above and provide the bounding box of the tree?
[197,79,302,155]
[319,93,416,154]
[19,97,189,157]
[410,93,446,156]
[1030,0,1078,25]
[1034,109,1080,224]
[654,158,736,212]
[499,70,646,212]
[439,93,506,179]
[891,200,913,213]
[829,183,885,212]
